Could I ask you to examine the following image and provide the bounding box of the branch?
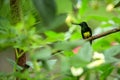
[50,27,120,54]
[36,27,120,63]
[86,27,120,41]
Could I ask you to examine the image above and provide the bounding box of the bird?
[72,22,92,44]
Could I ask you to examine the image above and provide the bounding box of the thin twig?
[86,27,120,41]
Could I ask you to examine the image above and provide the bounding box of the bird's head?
[79,22,87,27]
[72,21,87,27]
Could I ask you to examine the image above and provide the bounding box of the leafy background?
[0,0,120,80]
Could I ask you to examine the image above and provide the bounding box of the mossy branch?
[10,0,22,24]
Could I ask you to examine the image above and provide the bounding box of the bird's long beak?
[72,23,82,27]
[72,23,80,25]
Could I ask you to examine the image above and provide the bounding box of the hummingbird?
[72,22,92,44]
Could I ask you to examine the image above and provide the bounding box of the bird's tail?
[90,40,92,45]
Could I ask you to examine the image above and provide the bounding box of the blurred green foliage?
[0,0,120,80]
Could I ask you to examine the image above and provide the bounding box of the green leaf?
[70,42,93,67]
[44,31,64,42]
[71,31,82,40]
[114,1,120,8]
[55,0,72,14]
[100,66,114,80]
[42,59,57,70]
[104,57,119,63]
[93,38,110,51]
[7,59,22,71]
[33,0,56,24]
[104,45,120,62]
[64,51,74,57]
[70,55,88,67]
[36,14,67,32]
[54,40,85,51]
[24,14,36,29]
[45,31,58,37]
[104,45,120,56]
[87,15,109,21]
[0,1,10,17]
[112,17,120,24]
[78,42,93,62]
[60,55,71,75]
[32,47,51,61]
[117,68,120,74]
[49,14,67,29]
[0,72,6,77]
[79,0,89,16]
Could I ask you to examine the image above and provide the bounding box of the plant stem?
[86,27,120,41]
[10,0,26,80]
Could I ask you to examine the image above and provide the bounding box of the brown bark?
[15,49,26,67]
[86,27,120,41]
